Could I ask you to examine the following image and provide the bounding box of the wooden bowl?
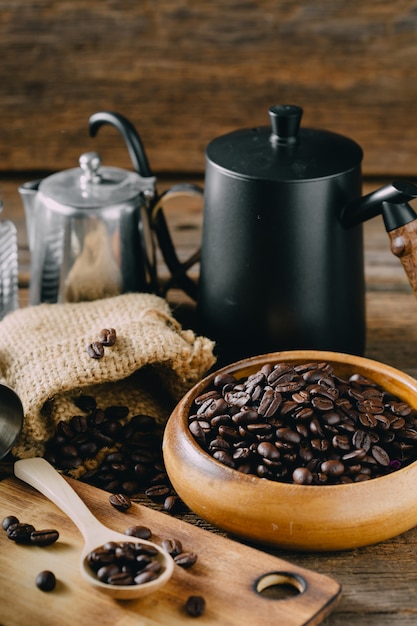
[163,350,417,551]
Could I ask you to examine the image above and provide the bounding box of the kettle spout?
[340,180,417,228]
[18,179,41,253]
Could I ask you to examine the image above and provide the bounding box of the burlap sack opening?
[0,292,216,460]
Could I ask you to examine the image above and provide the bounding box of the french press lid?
[39,152,156,209]
[206,105,363,182]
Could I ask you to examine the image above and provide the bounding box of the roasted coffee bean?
[121,480,141,495]
[292,467,313,485]
[104,405,129,420]
[73,394,97,412]
[164,495,181,512]
[145,484,171,500]
[371,445,390,466]
[352,429,372,451]
[185,595,206,617]
[162,537,183,557]
[213,450,235,467]
[109,493,132,512]
[30,529,59,546]
[174,551,198,568]
[257,441,280,461]
[129,414,157,432]
[332,434,351,450]
[321,460,345,477]
[125,525,152,540]
[2,515,19,530]
[7,522,36,543]
[108,571,134,585]
[97,564,120,582]
[134,569,160,584]
[87,341,105,359]
[36,570,56,592]
[98,327,117,346]
[342,448,367,462]
[189,419,206,445]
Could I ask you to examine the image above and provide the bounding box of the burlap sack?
[0,293,216,459]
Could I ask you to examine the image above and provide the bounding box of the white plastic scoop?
[14,457,174,600]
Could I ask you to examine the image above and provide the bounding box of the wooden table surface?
[1,174,417,625]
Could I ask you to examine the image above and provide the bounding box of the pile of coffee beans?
[86,532,197,586]
[2,515,59,546]
[188,361,417,485]
[86,540,163,586]
[43,396,180,509]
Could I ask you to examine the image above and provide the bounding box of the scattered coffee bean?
[109,493,132,512]
[2,517,60,548]
[87,341,105,359]
[164,494,180,513]
[35,570,56,592]
[98,328,117,346]
[188,361,417,485]
[43,402,184,513]
[174,551,198,569]
[30,529,59,547]
[144,484,172,501]
[2,515,19,530]
[73,394,97,412]
[161,537,183,557]
[125,525,152,540]
[7,522,36,543]
[185,595,206,617]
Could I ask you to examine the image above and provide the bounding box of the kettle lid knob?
[79,151,102,184]
[268,105,303,144]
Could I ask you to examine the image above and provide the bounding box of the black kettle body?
[198,105,365,362]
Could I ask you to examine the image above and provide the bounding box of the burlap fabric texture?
[0,293,216,459]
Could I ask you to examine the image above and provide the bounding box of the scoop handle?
[14,458,108,544]
[388,218,417,297]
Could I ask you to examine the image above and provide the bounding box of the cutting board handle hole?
[254,571,306,601]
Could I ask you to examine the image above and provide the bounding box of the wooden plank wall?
[1,0,417,179]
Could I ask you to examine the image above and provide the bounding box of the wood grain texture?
[388,220,417,295]
[1,1,417,175]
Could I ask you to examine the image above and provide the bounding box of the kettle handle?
[151,184,203,300]
[388,219,417,297]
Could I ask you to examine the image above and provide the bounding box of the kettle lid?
[39,152,155,208]
[206,105,363,182]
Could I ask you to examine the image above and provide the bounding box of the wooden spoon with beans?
[14,458,174,600]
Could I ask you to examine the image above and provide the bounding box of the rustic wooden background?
[1,0,417,179]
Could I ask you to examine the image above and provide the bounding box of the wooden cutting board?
[0,475,341,625]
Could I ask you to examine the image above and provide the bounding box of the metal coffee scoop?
[0,384,23,459]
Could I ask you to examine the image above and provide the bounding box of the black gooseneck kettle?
[197,105,417,362]
[22,106,417,364]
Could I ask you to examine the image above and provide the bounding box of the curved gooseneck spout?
[89,111,153,178]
